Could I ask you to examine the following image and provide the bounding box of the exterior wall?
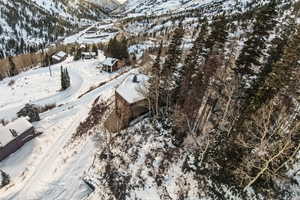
[0,127,35,161]
[130,100,148,119]
[117,60,125,69]
[103,62,119,73]
[115,92,148,127]
[115,92,131,125]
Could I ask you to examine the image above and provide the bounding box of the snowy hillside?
[88,0,121,11]
[0,0,300,199]
[119,0,238,15]
[0,0,117,58]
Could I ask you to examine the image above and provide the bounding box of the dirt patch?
[73,96,108,139]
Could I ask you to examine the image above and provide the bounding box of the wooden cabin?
[0,118,37,161]
[81,52,97,59]
[51,51,67,64]
[101,57,118,72]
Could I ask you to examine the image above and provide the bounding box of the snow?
[82,52,97,56]
[56,51,67,58]
[116,74,149,104]
[0,126,15,147]
[0,51,137,200]
[101,57,118,66]
[6,117,33,135]
[52,55,61,61]
[0,118,33,147]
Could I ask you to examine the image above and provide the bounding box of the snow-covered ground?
[64,22,119,45]
[0,52,136,200]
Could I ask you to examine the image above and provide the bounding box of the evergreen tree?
[106,37,129,60]
[205,13,228,55]
[176,22,208,106]
[148,41,163,116]
[61,66,65,90]
[74,48,82,61]
[65,68,70,89]
[235,1,278,79]
[60,66,70,91]
[92,44,98,56]
[160,22,184,107]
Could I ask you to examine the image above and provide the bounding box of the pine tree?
[65,68,70,89]
[92,44,98,56]
[176,21,208,106]
[74,48,82,61]
[205,13,228,55]
[60,66,70,91]
[148,41,163,116]
[235,0,278,80]
[106,37,129,60]
[160,22,184,107]
[61,66,65,90]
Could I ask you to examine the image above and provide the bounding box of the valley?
[0,0,300,200]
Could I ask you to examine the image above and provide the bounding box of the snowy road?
[0,54,135,200]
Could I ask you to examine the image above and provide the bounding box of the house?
[0,118,37,161]
[100,57,126,73]
[51,51,67,64]
[101,57,118,72]
[81,52,97,59]
[104,74,149,132]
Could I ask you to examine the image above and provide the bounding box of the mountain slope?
[0,0,117,58]
[88,0,121,11]
[119,0,226,15]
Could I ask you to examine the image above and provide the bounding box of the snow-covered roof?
[52,55,61,61]
[101,57,118,66]
[116,74,149,104]
[56,51,67,58]
[0,118,33,147]
[82,52,97,56]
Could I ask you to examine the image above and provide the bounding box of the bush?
[39,103,56,113]
[8,79,15,86]
[0,170,10,188]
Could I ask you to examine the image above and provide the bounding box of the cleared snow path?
[0,54,136,200]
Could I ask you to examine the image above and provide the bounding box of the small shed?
[0,118,36,161]
[101,57,118,73]
[115,74,149,126]
[51,51,67,64]
[81,52,97,59]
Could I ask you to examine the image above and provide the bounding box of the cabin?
[81,52,97,59]
[104,74,149,132]
[51,51,67,64]
[115,74,149,126]
[100,57,126,73]
[0,118,37,161]
[101,57,118,72]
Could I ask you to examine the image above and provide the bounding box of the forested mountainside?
[0,0,116,58]
[119,0,255,16]
[88,0,121,11]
